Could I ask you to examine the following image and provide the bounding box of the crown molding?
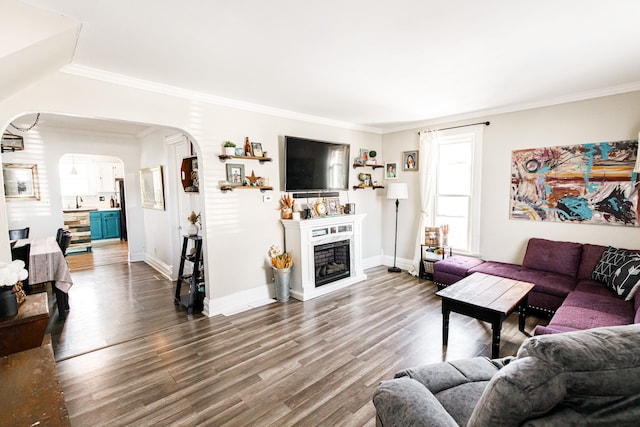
[382,81,640,134]
[61,64,383,135]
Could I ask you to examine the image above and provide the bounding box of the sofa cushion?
[576,243,607,280]
[591,246,637,285]
[469,325,640,427]
[522,238,582,277]
[468,261,576,298]
[609,254,640,301]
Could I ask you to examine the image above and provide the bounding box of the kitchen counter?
[63,208,98,213]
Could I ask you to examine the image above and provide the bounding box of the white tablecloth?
[15,236,73,293]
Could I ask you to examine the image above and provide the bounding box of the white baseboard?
[381,254,414,272]
[144,253,172,279]
[129,250,146,263]
[362,255,382,269]
[204,284,277,317]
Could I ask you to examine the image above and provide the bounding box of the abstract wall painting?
[510,140,639,227]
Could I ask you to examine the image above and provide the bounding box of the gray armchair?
[373,324,640,426]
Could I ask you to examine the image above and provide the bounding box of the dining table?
[15,236,73,292]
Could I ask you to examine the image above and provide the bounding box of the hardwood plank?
[51,254,547,426]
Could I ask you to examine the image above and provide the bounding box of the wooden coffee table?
[436,272,535,358]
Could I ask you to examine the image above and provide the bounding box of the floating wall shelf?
[220,185,273,193]
[352,163,383,169]
[218,155,272,163]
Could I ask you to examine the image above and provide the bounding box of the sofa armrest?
[373,377,458,427]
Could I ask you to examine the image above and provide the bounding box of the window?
[434,126,483,254]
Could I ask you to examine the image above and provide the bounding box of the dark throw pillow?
[609,255,640,301]
[591,246,636,287]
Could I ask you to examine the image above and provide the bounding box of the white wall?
[0,71,383,315]
[382,91,640,265]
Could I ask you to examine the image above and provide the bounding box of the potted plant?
[223,141,236,156]
[268,245,293,302]
[187,211,201,236]
[0,259,28,317]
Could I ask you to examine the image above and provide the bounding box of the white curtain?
[408,130,439,276]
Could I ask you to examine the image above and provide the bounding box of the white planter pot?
[187,224,199,236]
[224,147,236,156]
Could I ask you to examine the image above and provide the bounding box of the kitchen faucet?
[75,195,83,209]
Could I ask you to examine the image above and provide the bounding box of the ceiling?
[19,0,640,132]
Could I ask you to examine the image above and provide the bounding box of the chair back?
[55,228,65,245]
[10,243,30,294]
[59,231,72,256]
[9,227,30,240]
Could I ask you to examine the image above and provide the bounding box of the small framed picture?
[359,148,370,163]
[403,150,419,171]
[251,142,263,157]
[384,162,397,180]
[226,163,245,186]
[326,197,340,215]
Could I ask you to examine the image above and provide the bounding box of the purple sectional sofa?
[432,238,640,335]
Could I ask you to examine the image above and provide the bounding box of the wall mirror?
[2,163,40,200]
[140,165,165,210]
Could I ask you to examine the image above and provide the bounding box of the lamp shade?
[387,182,408,200]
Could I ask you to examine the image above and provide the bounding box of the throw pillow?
[591,246,636,287]
[609,255,640,300]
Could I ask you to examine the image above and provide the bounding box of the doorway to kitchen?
[59,154,128,265]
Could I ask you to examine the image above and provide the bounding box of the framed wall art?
[403,151,419,171]
[250,142,263,157]
[510,140,638,226]
[385,162,397,179]
[2,163,40,200]
[140,165,165,210]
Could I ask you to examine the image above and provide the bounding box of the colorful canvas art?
[510,140,639,226]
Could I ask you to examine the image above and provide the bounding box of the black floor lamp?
[386,182,408,273]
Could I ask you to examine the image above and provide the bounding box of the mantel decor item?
[387,183,409,273]
[268,245,293,302]
[2,163,40,201]
[140,165,165,210]
[280,194,294,219]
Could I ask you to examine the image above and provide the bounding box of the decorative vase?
[187,223,199,236]
[281,208,293,219]
[272,267,291,302]
[0,287,18,317]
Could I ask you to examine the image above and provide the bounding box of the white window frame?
[434,125,483,255]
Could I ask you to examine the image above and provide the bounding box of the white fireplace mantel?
[281,214,367,300]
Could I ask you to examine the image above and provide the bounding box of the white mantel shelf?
[281,214,367,301]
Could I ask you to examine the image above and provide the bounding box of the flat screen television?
[284,136,350,192]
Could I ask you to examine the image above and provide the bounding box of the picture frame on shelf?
[385,162,397,179]
[403,150,419,171]
[250,142,263,157]
[326,197,340,215]
[226,163,245,186]
[359,149,370,163]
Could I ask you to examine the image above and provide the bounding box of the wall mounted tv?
[284,136,350,192]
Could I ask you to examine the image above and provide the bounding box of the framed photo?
[359,148,370,163]
[226,163,245,186]
[2,163,40,200]
[384,162,398,179]
[250,142,263,157]
[140,165,165,210]
[326,197,340,215]
[403,150,419,171]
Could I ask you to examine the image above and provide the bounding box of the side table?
[419,245,452,280]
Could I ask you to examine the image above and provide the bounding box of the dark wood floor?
[49,249,546,426]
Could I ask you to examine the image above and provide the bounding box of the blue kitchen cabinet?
[90,210,121,240]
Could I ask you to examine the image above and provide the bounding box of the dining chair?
[10,243,31,294]
[56,227,64,245]
[8,227,30,240]
[58,231,72,257]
